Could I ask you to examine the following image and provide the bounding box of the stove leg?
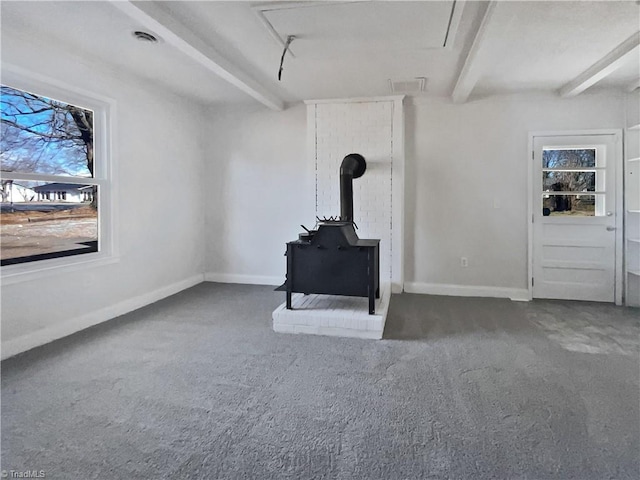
[368,249,375,315]
[286,244,293,310]
[369,290,375,315]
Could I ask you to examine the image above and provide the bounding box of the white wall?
[1,26,206,354]
[204,102,314,285]
[203,91,625,299]
[0,21,627,357]
[405,92,625,297]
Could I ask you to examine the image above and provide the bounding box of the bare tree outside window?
[1,86,93,174]
[542,149,600,216]
[1,85,99,265]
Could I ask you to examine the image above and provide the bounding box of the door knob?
[606,226,615,231]
[606,211,613,216]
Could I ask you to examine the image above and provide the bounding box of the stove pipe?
[339,153,367,222]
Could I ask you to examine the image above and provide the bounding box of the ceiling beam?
[559,31,640,98]
[451,1,497,104]
[112,1,285,111]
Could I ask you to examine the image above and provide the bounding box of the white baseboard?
[204,272,283,286]
[1,274,204,360]
[404,282,530,302]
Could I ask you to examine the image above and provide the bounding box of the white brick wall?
[310,101,394,281]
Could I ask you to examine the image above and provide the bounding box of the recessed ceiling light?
[132,31,159,43]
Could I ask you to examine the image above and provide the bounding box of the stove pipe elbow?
[340,153,367,222]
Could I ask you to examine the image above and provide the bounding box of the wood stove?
[281,154,380,314]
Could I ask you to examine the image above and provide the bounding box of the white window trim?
[1,64,119,286]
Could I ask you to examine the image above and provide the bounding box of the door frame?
[527,129,624,305]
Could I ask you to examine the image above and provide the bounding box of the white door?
[532,134,618,302]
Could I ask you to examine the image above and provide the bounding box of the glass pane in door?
[542,148,597,169]
[542,194,602,216]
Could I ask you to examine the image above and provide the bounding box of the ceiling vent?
[388,77,427,94]
[132,31,159,43]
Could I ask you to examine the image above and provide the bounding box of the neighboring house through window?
[0,68,115,279]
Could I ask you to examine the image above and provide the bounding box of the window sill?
[1,252,120,286]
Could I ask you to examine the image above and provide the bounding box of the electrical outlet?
[460,257,468,267]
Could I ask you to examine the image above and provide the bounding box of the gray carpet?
[2,283,638,479]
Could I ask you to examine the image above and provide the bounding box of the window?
[541,148,606,217]
[0,69,115,280]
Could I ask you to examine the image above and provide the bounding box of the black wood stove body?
[283,154,380,314]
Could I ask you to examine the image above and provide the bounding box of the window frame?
[1,65,118,285]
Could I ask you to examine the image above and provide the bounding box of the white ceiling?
[0,0,252,105]
[474,0,640,95]
[262,2,455,53]
[1,1,638,109]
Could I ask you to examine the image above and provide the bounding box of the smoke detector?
[388,77,427,94]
